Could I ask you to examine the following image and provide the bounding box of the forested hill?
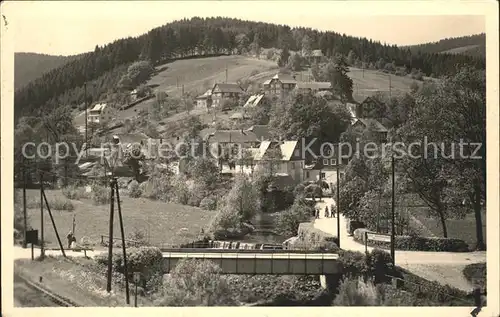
[14,52,81,91]
[405,33,486,58]
[14,17,485,120]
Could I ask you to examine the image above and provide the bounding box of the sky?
[3,1,487,56]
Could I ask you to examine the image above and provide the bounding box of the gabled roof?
[207,130,259,143]
[90,103,107,112]
[114,133,149,145]
[254,140,299,161]
[312,49,324,57]
[246,125,271,141]
[354,118,389,133]
[229,112,250,120]
[199,127,217,140]
[296,81,332,90]
[213,83,244,93]
[196,89,212,99]
[280,141,299,161]
[272,73,297,84]
[243,94,265,108]
[360,96,384,106]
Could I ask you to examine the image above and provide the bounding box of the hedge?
[353,228,469,252]
[95,246,164,292]
[394,267,475,306]
[462,263,486,290]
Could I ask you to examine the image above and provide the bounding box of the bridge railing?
[159,248,339,254]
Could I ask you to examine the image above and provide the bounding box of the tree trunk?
[473,178,486,250]
[436,207,448,238]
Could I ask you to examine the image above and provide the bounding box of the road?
[312,197,486,291]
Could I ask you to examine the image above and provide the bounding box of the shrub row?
[337,249,395,284]
[394,267,475,306]
[95,246,164,293]
[353,228,469,252]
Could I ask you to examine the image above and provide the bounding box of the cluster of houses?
[81,68,389,191]
[195,72,335,112]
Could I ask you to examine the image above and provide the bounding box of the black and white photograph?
[1,1,499,315]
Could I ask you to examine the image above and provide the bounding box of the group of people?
[314,204,336,219]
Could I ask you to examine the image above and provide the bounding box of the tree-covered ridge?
[404,33,486,58]
[14,52,81,91]
[15,17,485,119]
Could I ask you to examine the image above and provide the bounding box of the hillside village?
[11,16,488,308]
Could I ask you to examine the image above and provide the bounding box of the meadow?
[21,188,216,249]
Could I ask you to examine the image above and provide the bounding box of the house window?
[321,172,326,179]
[305,171,310,178]
[330,159,337,165]
[291,162,295,169]
[323,159,329,166]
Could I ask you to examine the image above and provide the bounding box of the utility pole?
[225,65,228,83]
[114,178,130,304]
[106,178,115,293]
[390,154,395,266]
[22,158,27,248]
[84,82,88,158]
[40,172,45,259]
[336,158,341,248]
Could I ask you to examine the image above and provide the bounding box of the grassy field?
[402,193,486,248]
[75,55,420,128]
[293,66,419,102]
[410,207,486,248]
[115,55,278,122]
[21,189,216,249]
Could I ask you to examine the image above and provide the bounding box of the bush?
[96,246,163,293]
[49,198,75,211]
[128,228,150,247]
[90,183,110,205]
[352,228,469,252]
[128,180,142,198]
[62,185,86,200]
[375,283,437,306]
[275,203,313,237]
[199,196,218,211]
[462,263,486,289]
[296,222,339,249]
[157,259,237,306]
[395,267,474,306]
[333,277,380,306]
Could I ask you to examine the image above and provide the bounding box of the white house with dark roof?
[195,89,213,110]
[88,103,111,124]
[253,140,305,184]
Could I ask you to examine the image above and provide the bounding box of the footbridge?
[161,248,343,275]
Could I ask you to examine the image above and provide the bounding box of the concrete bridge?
[161,249,342,290]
